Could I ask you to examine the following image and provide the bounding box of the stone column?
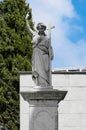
[21,88,67,130]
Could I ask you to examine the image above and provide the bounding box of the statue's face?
[38,25,45,33]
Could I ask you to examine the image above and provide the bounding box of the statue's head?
[36,23,46,31]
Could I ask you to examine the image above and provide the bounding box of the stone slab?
[19,73,86,88]
[21,88,67,102]
[59,127,86,130]
[59,113,86,126]
[59,100,86,114]
[29,100,58,130]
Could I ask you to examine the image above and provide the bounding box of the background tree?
[0,0,33,129]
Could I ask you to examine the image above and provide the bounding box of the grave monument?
[20,12,67,130]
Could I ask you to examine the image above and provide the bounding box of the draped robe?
[32,34,53,87]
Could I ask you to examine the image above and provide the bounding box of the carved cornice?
[21,89,67,103]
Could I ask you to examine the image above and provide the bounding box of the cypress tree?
[0,0,33,129]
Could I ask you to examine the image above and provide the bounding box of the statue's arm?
[25,12,35,36]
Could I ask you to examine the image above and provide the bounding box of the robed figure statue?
[25,12,54,87]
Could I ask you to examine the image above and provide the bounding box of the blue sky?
[26,0,86,69]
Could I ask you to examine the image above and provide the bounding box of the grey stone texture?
[20,70,86,130]
[25,13,54,87]
[21,88,67,130]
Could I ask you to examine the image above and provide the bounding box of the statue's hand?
[25,12,30,20]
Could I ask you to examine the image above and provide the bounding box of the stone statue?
[25,12,54,87]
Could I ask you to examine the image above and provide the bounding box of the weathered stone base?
[21,88,67,130]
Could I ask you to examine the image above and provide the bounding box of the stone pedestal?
[21,88,67,130]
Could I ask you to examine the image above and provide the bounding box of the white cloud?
[27,0,86,68]
[54,38,86,68]
[42,0,77,18]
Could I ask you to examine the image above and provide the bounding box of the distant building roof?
[52,67,86,73]
[19,67,86,75]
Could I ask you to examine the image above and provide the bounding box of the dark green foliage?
[0,0,33,129]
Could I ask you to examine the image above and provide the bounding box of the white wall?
[20,72,86,130]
